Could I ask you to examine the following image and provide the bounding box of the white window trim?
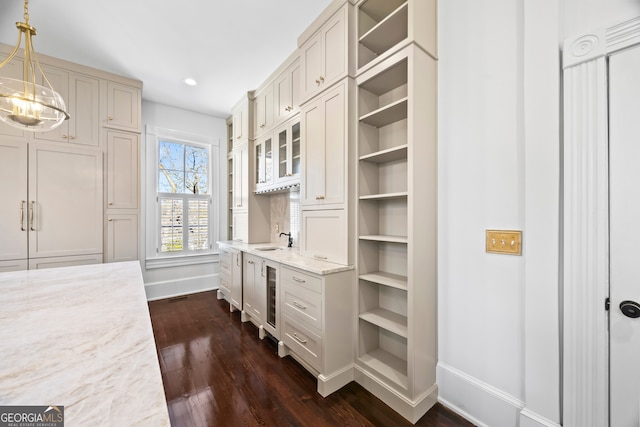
[145,125,219,268]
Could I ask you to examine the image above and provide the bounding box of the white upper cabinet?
[274,118,301,187]
[105,81,141,132]
[253,85,274,138]
[33,65,101,147]
[254,134,274,192]
[232,95,250,142]
[274,58,301,122]
[300,5,349,103]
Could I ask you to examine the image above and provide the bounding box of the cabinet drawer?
[281,267,322,294]
[282,315,322,372]
[283,282,322,331]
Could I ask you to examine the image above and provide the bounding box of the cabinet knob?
[108,116,113,121]
[315,79,321,85]
[69,135,75,140]
[108,218,113,222]
[108,202,113,206]
[319,76,324,83]
[61,134,68,139]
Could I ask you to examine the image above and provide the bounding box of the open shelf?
[359,2,408,56]
[360,271,407,290]
[360,144,407,163]
[359,192,407,201]
[360,98,408,128]
[359,235,407,244]
[360,308,407,338]
[359,316,408,389]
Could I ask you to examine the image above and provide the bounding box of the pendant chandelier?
[0,0,69,132]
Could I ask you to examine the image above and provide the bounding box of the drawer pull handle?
[292,301,307,310]
[292,276,306,283]
[293,333,307,344]
[313,255,328,260]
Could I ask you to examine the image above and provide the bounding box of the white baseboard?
[354,365,438,423]
[519,409,562,427]
[145,274,218,301]
[318,364,354,397]
[437,362,524,427]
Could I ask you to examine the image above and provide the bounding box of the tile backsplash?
[270,189,300,247]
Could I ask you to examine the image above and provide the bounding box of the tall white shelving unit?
[353,0,437,423]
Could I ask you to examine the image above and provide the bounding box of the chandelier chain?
[24,0,29,24]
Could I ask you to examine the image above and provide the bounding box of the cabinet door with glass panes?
[274,118,301,187]
[157,140,212,254]
[254,134,274,192]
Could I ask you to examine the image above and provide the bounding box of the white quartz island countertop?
[217,241,354,275]
[0,261,170,427]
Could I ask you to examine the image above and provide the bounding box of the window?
[146,126,218,264]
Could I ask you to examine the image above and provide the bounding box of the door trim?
[562,15,640,427]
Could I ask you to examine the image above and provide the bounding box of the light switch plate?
[486,230,522,255]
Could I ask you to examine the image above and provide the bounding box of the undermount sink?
[255,246,283,251]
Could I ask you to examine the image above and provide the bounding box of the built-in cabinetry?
[228,94,271,243]
[353,0,438,420]
[254,133,274,192]
[0,42,142,271]
[253,85,274,139]
[0,140,103,272]
[274,118,301,187]
[218,245,243,312]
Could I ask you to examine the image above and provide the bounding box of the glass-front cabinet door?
[255,135,273,191]
[275,118,301,186]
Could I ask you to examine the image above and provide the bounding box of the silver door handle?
[292,276,306,283]
[292,333,307,344]
[292,301,307,310]
[20,200,26,231]
[29,201,35,231]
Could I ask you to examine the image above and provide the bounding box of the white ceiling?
[0,0,333,118]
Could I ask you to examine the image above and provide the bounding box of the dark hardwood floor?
[148,291,475,427]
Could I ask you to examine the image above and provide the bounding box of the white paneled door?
[609,43,640,427]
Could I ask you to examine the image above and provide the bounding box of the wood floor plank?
[149,291,475,427]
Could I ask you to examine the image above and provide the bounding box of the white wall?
[141,101,227,300]
[438,1,640,426]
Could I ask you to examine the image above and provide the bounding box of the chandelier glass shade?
[0,2,69,132]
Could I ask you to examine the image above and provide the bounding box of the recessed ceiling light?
[184,78,197,86]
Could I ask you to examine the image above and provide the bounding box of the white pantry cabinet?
[105,214,138,263]
[300,82,348,207]
[106,130,139,210]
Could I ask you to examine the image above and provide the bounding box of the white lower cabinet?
[278,265,355,397]
[217,245,243,312]
[105,214,138,263]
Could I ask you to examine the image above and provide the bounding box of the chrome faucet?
[279,232,293,248]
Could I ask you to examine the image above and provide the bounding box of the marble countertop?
[0,261,170,427]
[217,241,354,275]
